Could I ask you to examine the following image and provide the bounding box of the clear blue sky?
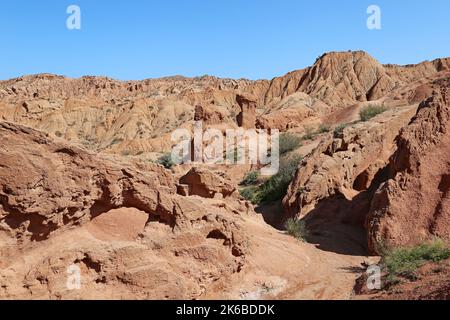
[1,0,449,80]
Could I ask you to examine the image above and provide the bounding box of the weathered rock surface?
[194,104,228,124]
[283,105,418,220]
[0,121,247,298]
[1,52,448,157]
[236,93,257,129]
[367,84,450,253]
[256,92,327,131]
[281,104,418,255]
[0,121,366,299]
[0,121,178,241]
[282,71,450,259]
[179,167,236,199]
[297,51,397,106]
[251,51,450,108]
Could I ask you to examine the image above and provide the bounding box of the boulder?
[179,167,236,199]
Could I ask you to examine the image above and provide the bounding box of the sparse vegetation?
[333,123,348,136]
[359,104,387,122]
[285,218,308,242]
[239,186,259,202]
[240,171,259,186]
[302,126,316,140]
[381,239,450,283]
[240,155,302,204]
[111,137,124,145]
[157,152,175,169]
[318,124,331,133]
[55,131,63,138]
[257,155,302,203]
[279,133,302,155]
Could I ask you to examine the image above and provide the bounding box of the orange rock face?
[236,93,257,129]
[179,167,236,199]
[0,122,247,298]
[367,83,450,253]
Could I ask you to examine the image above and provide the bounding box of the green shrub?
[359,104,387,122]
[285,218,308,242]
[55,131,63,137]
[279,133,302,155]
[157,153,175,169]
[254,155,302,204]
[239,186,259,203]
[111,137,124,145]
[382,239,450,281]
[302,127,316,140]
[241,171,259,186]
[318,124,331,133]
[333,123,347,136]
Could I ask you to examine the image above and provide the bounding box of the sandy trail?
[218,215,368,300]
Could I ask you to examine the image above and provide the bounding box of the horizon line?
[1,51,449,83]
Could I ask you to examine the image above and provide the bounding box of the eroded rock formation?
[236,93,257,129]
[283,105,418,219]
[179,167,236,199]
[367,83,450,252]
[0,121,248,298]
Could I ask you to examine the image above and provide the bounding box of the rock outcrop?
[282,72,450,257]
[255,92,327,131]
[283,105,418,220]
[0,121,191,241]
[281,104,418,254]
[297,51,397,106]
[179,167,236,199]
[194,104,227,124]
[367,84,450,253]
[236,93,257,129]
[0,121,247,298]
